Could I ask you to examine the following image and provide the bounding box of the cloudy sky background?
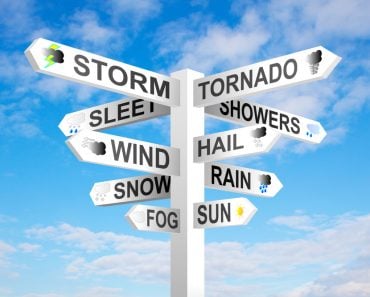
[1,0,370,296]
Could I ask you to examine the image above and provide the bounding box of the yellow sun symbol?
[236,205,244,217]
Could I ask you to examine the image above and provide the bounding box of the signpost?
[25,38,180,106]
[206,99,326,143]
[205,162,283,198]
[193,125,280,163]
[66,129,180,176]
[25,37,341,297]
[59,97,170,136]
[90,174,170,206]
[193,198,257,228]
[126,204,180,233]
[194,46,341,107]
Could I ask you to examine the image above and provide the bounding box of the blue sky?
[1,0,370,296]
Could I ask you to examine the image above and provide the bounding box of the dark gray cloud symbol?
[307,50,322,64]
[251,127,267,138]
[45,48,64,63]
[89,141,106,155]
[259,174,271,185]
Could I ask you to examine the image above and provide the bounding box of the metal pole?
[170,69,205,297]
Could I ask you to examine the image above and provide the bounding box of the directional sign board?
[193,198,257,228]
[67,130,180,176]
[194,46,341,107]
[205,163,282,198]
[90,174,170,206]
[126,204,180,233]
[206,99,326,144]
[193,125,280,163]
[59,97,170,136]
[25,38,180,106]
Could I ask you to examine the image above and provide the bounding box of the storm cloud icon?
[89,141,106,155]
[250,127,267,138]
[43,44,64,68]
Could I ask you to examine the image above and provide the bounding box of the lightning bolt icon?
[45,54,55,68]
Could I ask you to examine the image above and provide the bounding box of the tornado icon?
[306,50,322,75]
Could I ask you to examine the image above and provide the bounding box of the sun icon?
[236,205,244,218]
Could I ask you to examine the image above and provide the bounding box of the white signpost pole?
[170,69,205,297]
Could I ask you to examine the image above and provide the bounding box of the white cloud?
[74,287,124,297]
[276,257,370,297]
[207,281,263,297]
[0,0,54,45]
[0,288,13,296]
[21,294,63,297]
[21,287,125,297]
[67,10,122,52]
[0,53,37,85]
[0,0,35,40]
[290,125,348,154]
[0,240,17,278]
[108,0,161,27]
[206,213,370,285]
[319,126,348,146]
[156,10,270,74]
[0,97,42,138]
[0,241,16,257]
[264,0,370,50]
[18,243,41,253]
[300,0,370,39]
[26,223,170,283]
[332,76,370,116]
[29,27,53,41]
[58,210,368,294]
[33,77,83,102]
[26,223,168,253]
[269,213,324,232]
[24,213,370,293]
[66,251,169,283]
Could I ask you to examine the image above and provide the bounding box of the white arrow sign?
[90,174,170,206]
[205,163,283,198]
[25,38,180,106]
[194,46,341,107]
[66,130,180,176]
[193,198,257,228]
[126,204,180,233]
[59,97,170,136]
[206,99,326,144]
[193,125,280,163]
